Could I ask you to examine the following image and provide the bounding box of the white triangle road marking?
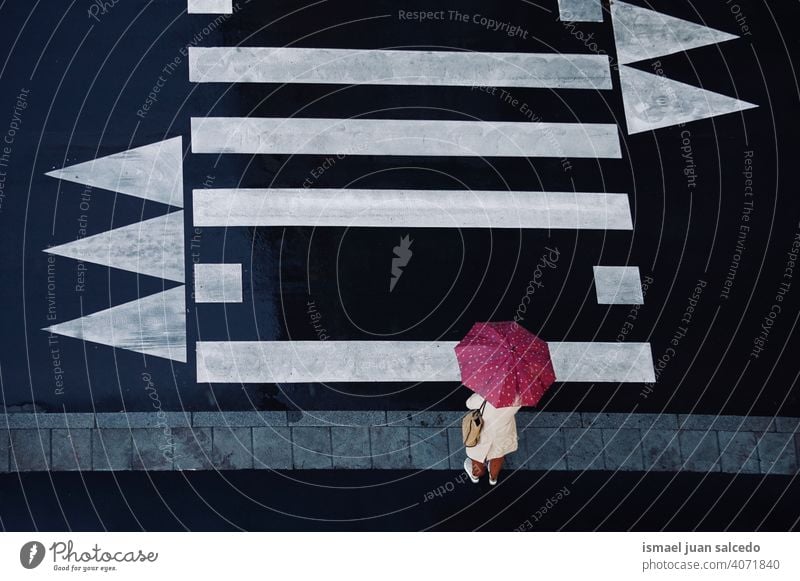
[43,286,187,363]
[611,0,738,65]
[45,137,184,208]
[44,211,185,283]
[619,65,757,134]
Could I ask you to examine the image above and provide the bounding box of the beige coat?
[465,393,521,462]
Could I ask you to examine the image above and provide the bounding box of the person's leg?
[488,456,504,480]
[471,459,487,477]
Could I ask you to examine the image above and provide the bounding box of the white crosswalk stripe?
[195,341,656,383]
[190,117,622,158]
[193,188,633,230]
[189,47,612,89]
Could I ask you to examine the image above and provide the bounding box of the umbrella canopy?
[455,321,556,407]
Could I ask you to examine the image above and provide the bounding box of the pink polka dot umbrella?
[454,321,556,408]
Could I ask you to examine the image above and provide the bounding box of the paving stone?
[517,411,581,429]
[9,429,50,471]
[212,427,253,470]
[679,430,721,472]
[370,427,411,469]
[5,413,95,429]
[291,427,332,469]
[293,410,386,427]
[796,434,800,473]
[738,416,777,432]
[678,414,725,430]
[602,428,644,471]
[192,411,287,427]
[409,428,449,469]
[504,430,528,470]
[97,412,190,428]
[51,429,92,471]
[252,426,292,469]
[774,417,800,433]
[757,432,798,475]
[92,429,132,471]
[331,427,372,469]
[4,414,39,429]
[583,412,677,430]
[641,430,682,471]
[387,411,463,428]
[640,414,680,430]
[132,428,173,470]
[0,430,8,472]
[717,431,760,474]
[678,414,774,433]
[521,427,567,471]
[447,428,465,470]
[172,427,212,470]
[795,432,800,461]
[563,428,604,470]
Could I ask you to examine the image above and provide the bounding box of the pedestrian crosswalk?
[43,2,759,383]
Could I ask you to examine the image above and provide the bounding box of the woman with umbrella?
[455,321,556,485]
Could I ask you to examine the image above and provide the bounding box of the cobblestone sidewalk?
[1,411,797,474]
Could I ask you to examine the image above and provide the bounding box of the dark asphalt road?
[2,470,798,531]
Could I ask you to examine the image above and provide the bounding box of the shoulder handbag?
[462,400,488,447]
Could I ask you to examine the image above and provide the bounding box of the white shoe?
[463,458,480,484]
[489,474,498,486]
